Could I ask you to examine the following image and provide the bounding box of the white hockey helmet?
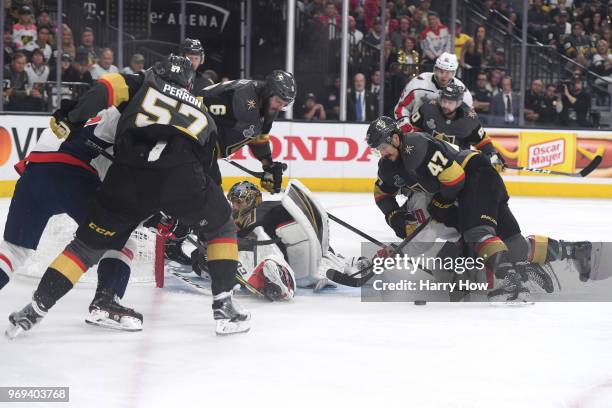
[435,52,459,72]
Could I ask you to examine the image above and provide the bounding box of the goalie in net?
[191,179,369,298]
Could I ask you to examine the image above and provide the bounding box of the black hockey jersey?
[374,132,479,215]
[68,70,216,148]
[200,80,275,160]
[409,99,494,155]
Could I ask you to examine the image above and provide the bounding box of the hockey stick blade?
[326,266,374,287]
[579,154,602,177]
[327,218,432,287]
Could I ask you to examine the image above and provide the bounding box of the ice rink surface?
[1,194,612,408]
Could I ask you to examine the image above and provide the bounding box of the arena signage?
[0,114,610,198]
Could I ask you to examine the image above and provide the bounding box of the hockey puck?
[414,300,427,305]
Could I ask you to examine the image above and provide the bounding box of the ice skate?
[6,300,47,339]
[213,292,250,335]
[488,257,532,305]
[85,288,143,331]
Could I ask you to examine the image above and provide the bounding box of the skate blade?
[215,319,251,336]
[5,323,24,340]
[85,311,143,332]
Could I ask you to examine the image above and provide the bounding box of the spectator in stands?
[121,53,145,74]
[560,77,591,127]
[420,11,450,71]
[410,8,426,38]
[491,75,519,126]
[454,20,471,60]
[3,52,41,111]
[383,5,399,36]
[316,2,340,40]
[391,16,411,49]
[487,47,506,70]
[324,77,341,120]
[590,11,605,39]
[489,68,503,96]
[34,25,53,63]
[370,69,381,95]
[306,0,326,18]
[12,5,37,52]
[302,93,327,121]
[70,52,94,85]
[461,25,489,90]
[524,79,544,124]
[36,8,55,33]
[592,39,612,103]
[4,29,16,64]
[347,72,377,122]
[547,10,571,51]
[505,10,522,38]
[79,27,99,65]
[89,48,118,80]
[363,17,383,49]
[48,53,78,82]
[25,48,49,86]
[538,83,562,126]
[564,22,593,62]
[471,71,493,123]
[347,15,364,48]
[59,24,76,60]
[391,0,410,19]
[527,0,551,42]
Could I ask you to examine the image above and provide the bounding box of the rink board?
[1,113,611,198]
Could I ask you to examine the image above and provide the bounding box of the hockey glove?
[260,161,285,194]
[49,100,80,139]
[143,214,189,240]
[386,209,418,239]
[490,153,506,173]
[428,194,458,226]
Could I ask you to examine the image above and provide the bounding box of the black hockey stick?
[504,155,602,178]
[223,158,288,178]
[327,218,432,287]
[327,213,386,248]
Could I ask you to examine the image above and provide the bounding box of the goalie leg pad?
[247,256,296,301]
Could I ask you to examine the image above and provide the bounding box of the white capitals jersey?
[394,73,473,133]
[28,107,120,180]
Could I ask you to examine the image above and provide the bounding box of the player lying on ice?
[365,116,594,303]
[189,180,370,300]
[6,55,250,339]
[0,106,144,331]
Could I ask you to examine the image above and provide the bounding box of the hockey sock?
[208,260,239,296]
[206,237,239,296]
[527,236,578,264]
[97,258,130,299]
[34,268,74,311]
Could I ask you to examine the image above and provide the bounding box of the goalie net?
[14,214,165,287]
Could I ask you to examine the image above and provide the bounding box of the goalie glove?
[386,209,418,239]
[490,153,506,173]
[260,161,285,194]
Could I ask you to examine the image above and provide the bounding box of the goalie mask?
[227,181,262,227]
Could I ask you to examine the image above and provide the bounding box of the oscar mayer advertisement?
[0,114,611,197]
